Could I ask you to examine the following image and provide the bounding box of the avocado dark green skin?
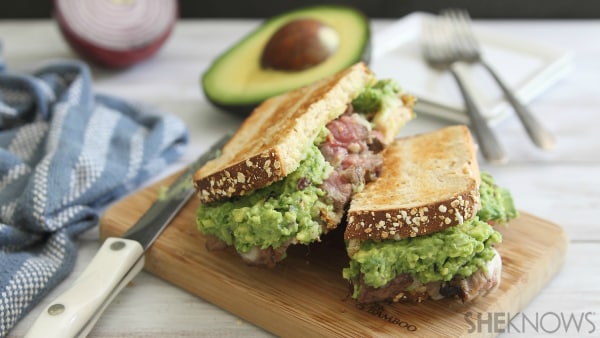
[209,101,256,116]
[201,5,372,116]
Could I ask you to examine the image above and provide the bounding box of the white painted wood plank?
[3,18,599,337]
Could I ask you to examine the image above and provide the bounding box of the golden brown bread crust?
[344,125,481,241]
[194,62,374,204]
[346,185,480,240]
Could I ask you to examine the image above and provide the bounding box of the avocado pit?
[260,18,340,71]
[201,5,371,114]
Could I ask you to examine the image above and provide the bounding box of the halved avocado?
[202,5,371,114]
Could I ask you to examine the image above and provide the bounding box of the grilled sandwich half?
[194,62,415,267]
[343,125,517,303]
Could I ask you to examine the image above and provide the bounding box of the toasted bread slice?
[345,125,481,241]
[194,62,375,204]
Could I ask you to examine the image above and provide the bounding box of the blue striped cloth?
[0,56,188,337]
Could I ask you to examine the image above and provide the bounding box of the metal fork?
[421,14,507,164]
[442,8,556,150]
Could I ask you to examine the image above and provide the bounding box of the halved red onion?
[54,0,178,68]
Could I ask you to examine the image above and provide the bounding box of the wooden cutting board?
[100,173,568,337]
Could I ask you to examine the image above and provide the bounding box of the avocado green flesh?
[197,143,334,254]
[351,79,401,115]
[202,5,370,112]
[478,172,518,223]
[343,173,517,294]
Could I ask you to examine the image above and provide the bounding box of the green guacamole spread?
[478,172,518,223]
[351,79,401,114]
[343,173,517,293]
[196,143,333,254]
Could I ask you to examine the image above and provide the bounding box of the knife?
[26,134,231,338]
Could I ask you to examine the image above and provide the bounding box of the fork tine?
[441,9,481,59]
[420,11,508,163]
[439,8,555,150]
[421,14,454,66]
[456,10,481,51]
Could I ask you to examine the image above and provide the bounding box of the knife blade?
[26,134,231,338]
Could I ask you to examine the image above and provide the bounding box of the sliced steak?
[319,110,385,226]
[355,273,414,304]
[354,250,502,303]
[205,235,290,268]
[239,244,290,268]
[441,249,502,302]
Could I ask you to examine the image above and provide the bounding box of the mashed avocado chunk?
[343,172,517,293]
[196,144,333,255]
[343,218,502,289]
[351,79,401,114]
[351,79,414,142]
[478,172,518,223]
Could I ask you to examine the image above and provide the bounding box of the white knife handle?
[26,237,144,338]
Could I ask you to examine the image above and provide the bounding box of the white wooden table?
[3,18,600,337]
